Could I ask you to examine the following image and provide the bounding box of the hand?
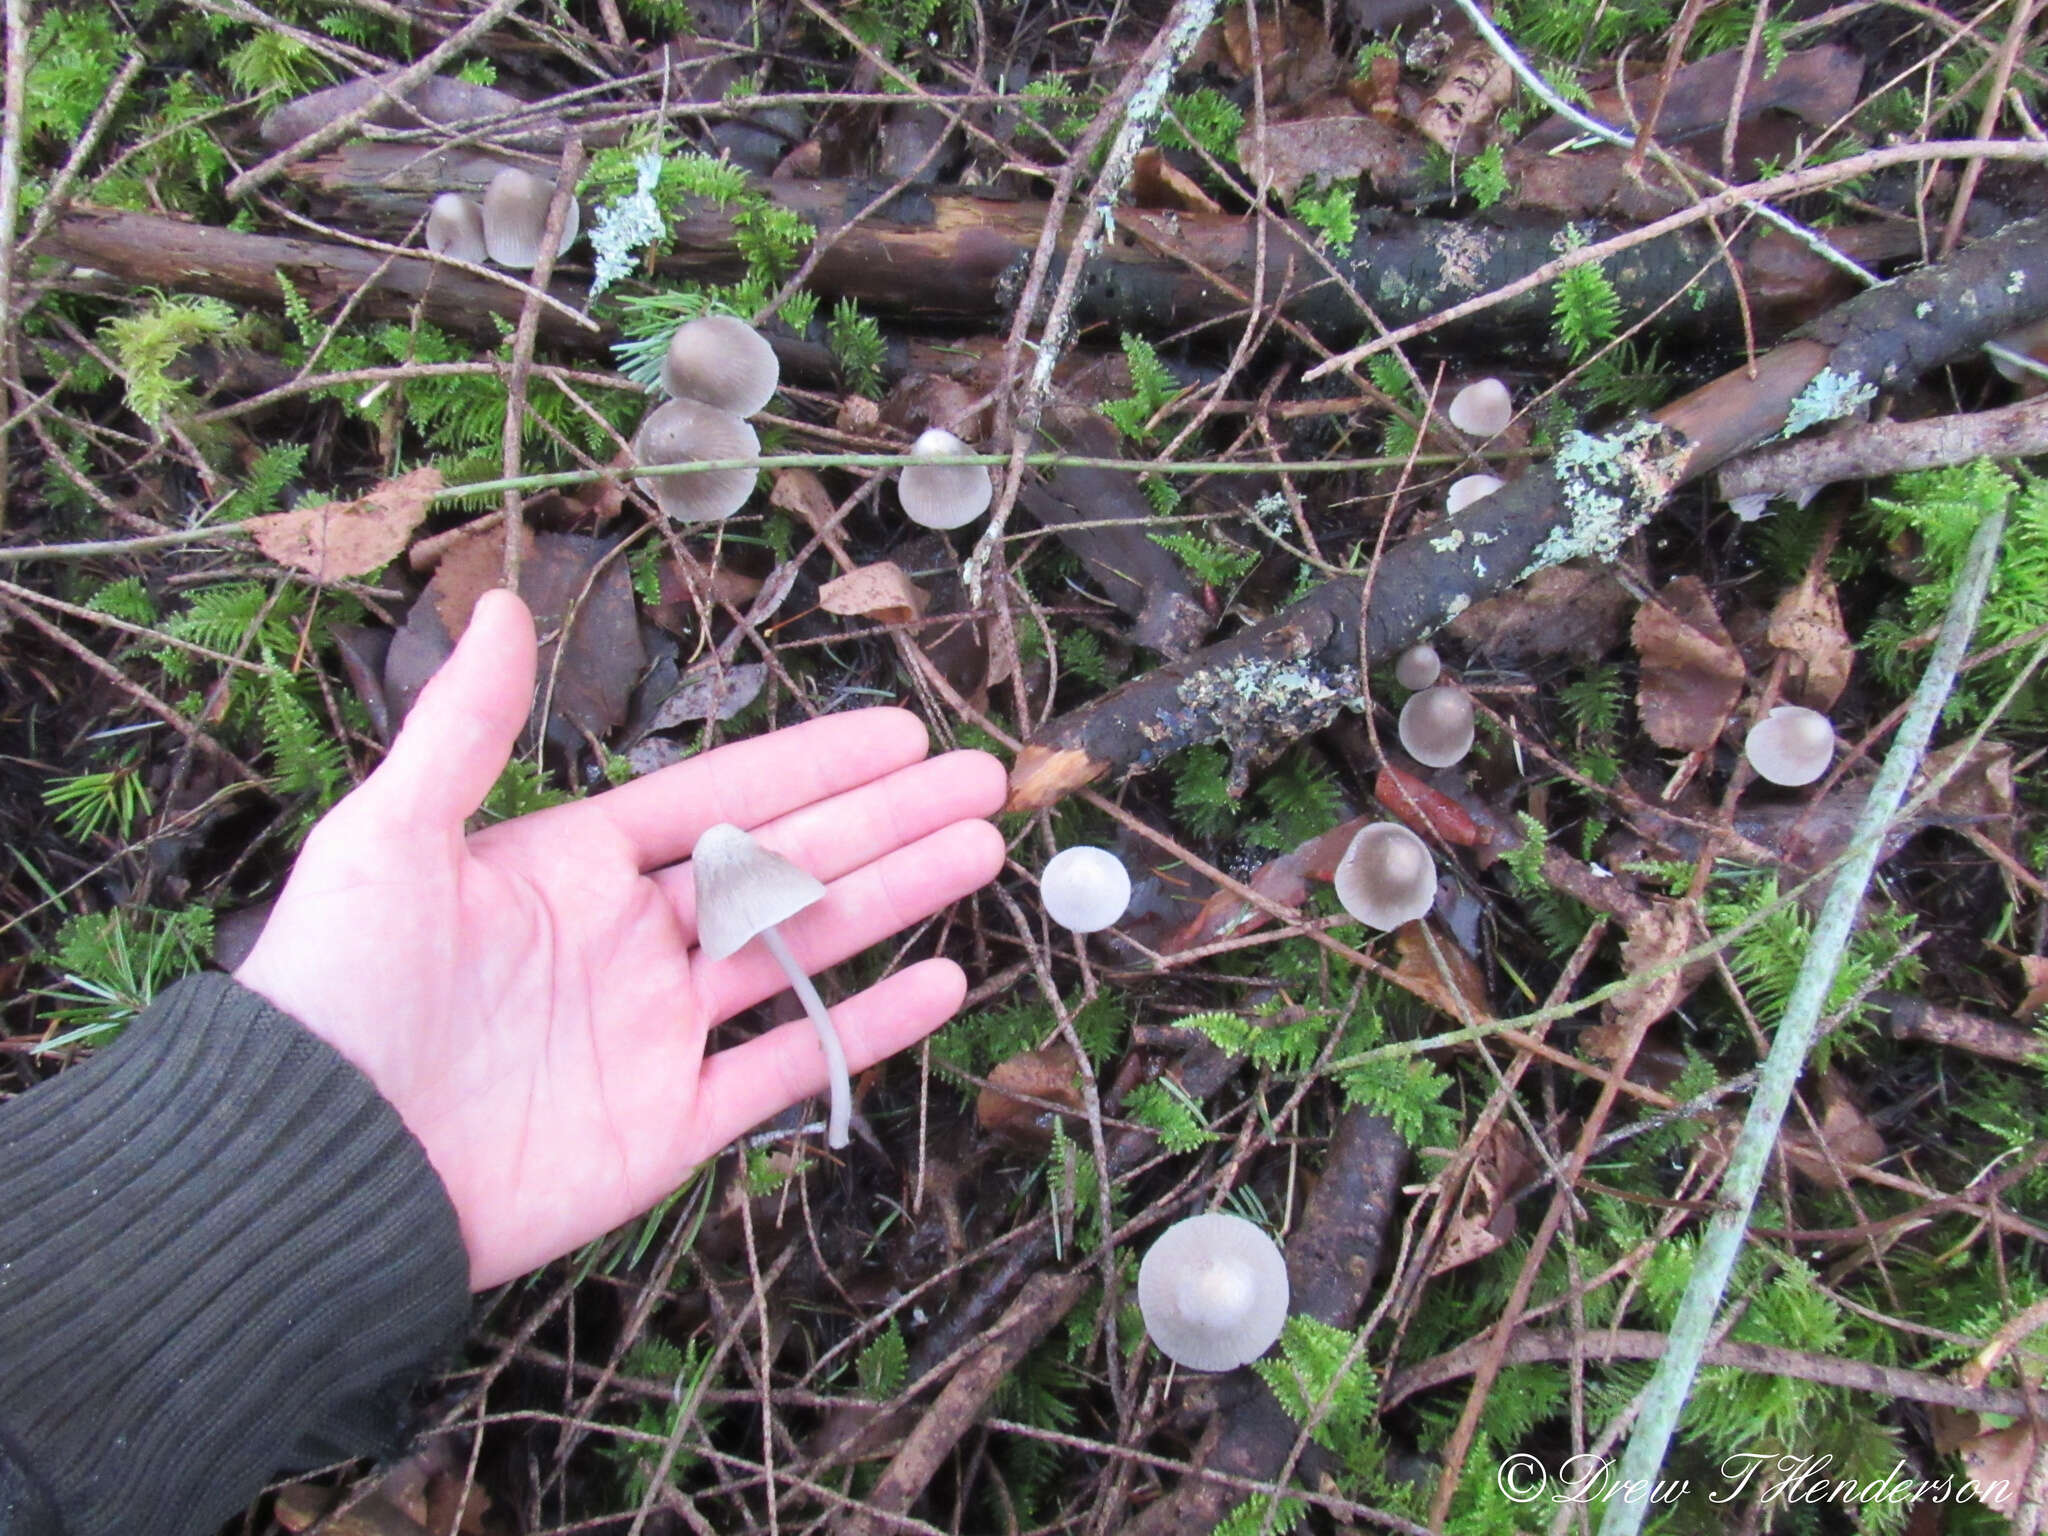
[235,591,1006,1288]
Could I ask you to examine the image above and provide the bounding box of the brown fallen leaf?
[1584,899,1704,1088]
[1448,562,1633,664]
[1920,738,2017,847]
[2016,955,2048,1020]
[1782,1069,1886,1188]
[1376,765,1483,847]
[248,467,440,585]
[273,1484,430,1536]
[1393,923,1494,1025]
[1131,146,1223,212]
[770,467,838,534]
[1766,571,1853,711]
[642,658,767,732]
[978,1039,1084,1149]
[1415,38,1515,156]
[1153,814,1371,954]
[1429,1120,1538,1275]
[1633,575,1745,753]
[1958,1417,2040,1515]
[1236,112,1429,201]
[819,561,929,626]
[1221,5,1343,105]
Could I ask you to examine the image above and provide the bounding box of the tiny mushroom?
[662,314,780,416]
[1744,705,1836,787]
[1137,1212,1290,1372]
[898,428,994,529]
[1446,473,1504,515]
[1447,377,1513,437]
[634,397,761,524]
[1333,822,1437,930]
[1394,643,1442,691]
[424,192,487,264]
[1398,685,1476,768]
[480,167,580,269]
[1040,845,1131,934]
[691,823,852,1149]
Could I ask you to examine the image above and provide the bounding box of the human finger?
[650,750,1006,935]
[542,707,932,871]
[680,957,967,1162]
[365,589,537,827]
[689,819,1003,1024]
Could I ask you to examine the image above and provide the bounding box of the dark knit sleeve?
[0,972,472,1536]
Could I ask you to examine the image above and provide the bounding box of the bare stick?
[1718,392,2048,502]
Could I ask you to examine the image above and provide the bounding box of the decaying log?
[1122,1110,1407,1536]
[285,145,1884,352]
[1007,214,2048,811]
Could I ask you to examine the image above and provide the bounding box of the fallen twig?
[1717,392,2048,503]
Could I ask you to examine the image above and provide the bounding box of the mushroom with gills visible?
[1333,822,1437,930]
[1137,1212,1291,1371]
[1398,685,1476,768]
[1040,845,1131,934]
[1447,473,1503,514]
[1447,378,1513,437]
[690,823,853,1149]
[1744,705,1836,787]
[1395,643,1442,691]
[899,428,993,529]
[662,314,780,416]
[634,398,760,523]
[425,193,487,264]
[481,167,580,269]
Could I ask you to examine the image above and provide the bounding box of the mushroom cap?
[1728,493,1771,522]
[481,167,580,268]
[1333,822,1437,930]
[1394,643,1442,692]
[1446,473,1504,515]
[1040,845,1131,934]
[899,428,993,530]
[1447,378,1513,437]
[1137,1213,1290,1372]
[1398,685,1476,768]
[425,192,488,264]
[661,314,780,416]
[633,398,761,523]
[1744,705,1836,787]
[690,823,827,960]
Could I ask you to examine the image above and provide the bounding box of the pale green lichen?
[1779,367,1876,439]
[1430,528,1467,553]
[1915,301,1933,319]
[1442,592,1471,622]
[1172,650,1354,771]
[1523,418,1679,575]
[2008,271,2027,294]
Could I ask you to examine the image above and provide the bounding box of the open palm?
[235,591,1005,1288]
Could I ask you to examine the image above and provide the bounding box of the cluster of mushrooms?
[425,169,580,270]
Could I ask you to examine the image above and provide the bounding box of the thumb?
[370,588,538,826]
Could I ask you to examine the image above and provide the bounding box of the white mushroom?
[1447,378,1512,437]
[1040,845,1131,934]
[691,824,852,1149]
[1137,1212,1290,1372]
[1333,822,1437,930]
[480,167,580,269]
[1398,685,1476,768]
[1446,473,1504,515]
[898,428,993,530]
[1394,643,1442,691]
[1744,705,1836,787]
[662,314,780,416]
[424,192,487,264]
[633,398,760,524]
[1728,493,1771,522]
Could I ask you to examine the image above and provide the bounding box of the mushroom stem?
[757,925,852,1149]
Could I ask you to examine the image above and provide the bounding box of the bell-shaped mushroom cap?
[1398,685,1476,768]
[634,398,760,524]
[425,192,487,264]
[662,314,780,416]
[899,428,993,530]
[1333,822,1437,930]
[1137,1213,1290,1372]
[1447,377,1513,437]
[1744,705,1836,787]
[1446,473,1504,515]
[690,823,827,960]
[1394,643,1442,692]
[481,167,580,268]
[1040,845,1131,934]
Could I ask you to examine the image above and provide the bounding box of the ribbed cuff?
[0,973,471,1536]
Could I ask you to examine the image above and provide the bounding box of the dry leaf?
[643,658,767,731]
[1921,738,2017,847]
[1634,575,1745,752]
[770,467,838,533]
[977,1040,1084,1149]
[1429,1121,1537,1275]
[1131,146,1224,212]
[1959,1417,2040,1515]
[1236,113,1425,201]
[819,561,929,626]
[1590,900,1704,1065]
[2016,955,2048,1020]
[248,467,440,584]
[1415,39,1515,156]
[1782,1070,1886,1187]
[1375,765,1482,846]
[1221,5,1342,104]
[1449,562,1633,664]
[1766,571,1853,710]
[1153,814,1371,954]
[1393,923,1494,1025]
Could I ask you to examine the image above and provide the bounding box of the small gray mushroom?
[1398,685,1476,768]
[899,428,993,530]
[1137,1213,1290,1372]
[662,314,780,416]
[633,398,760,524]
[1447,378,1512,437]
[425,192,487,264]
[1040,845,1131,934]
[481,167,580,269]
[1333,822,1437,930]
[1395,643,1442,691]
[692,823,852,1149]
[1744,705,1836,787]
[1446,473,1503,514]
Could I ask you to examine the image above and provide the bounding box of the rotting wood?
[1006,214,2048,811]
[1717,392,2048,503]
